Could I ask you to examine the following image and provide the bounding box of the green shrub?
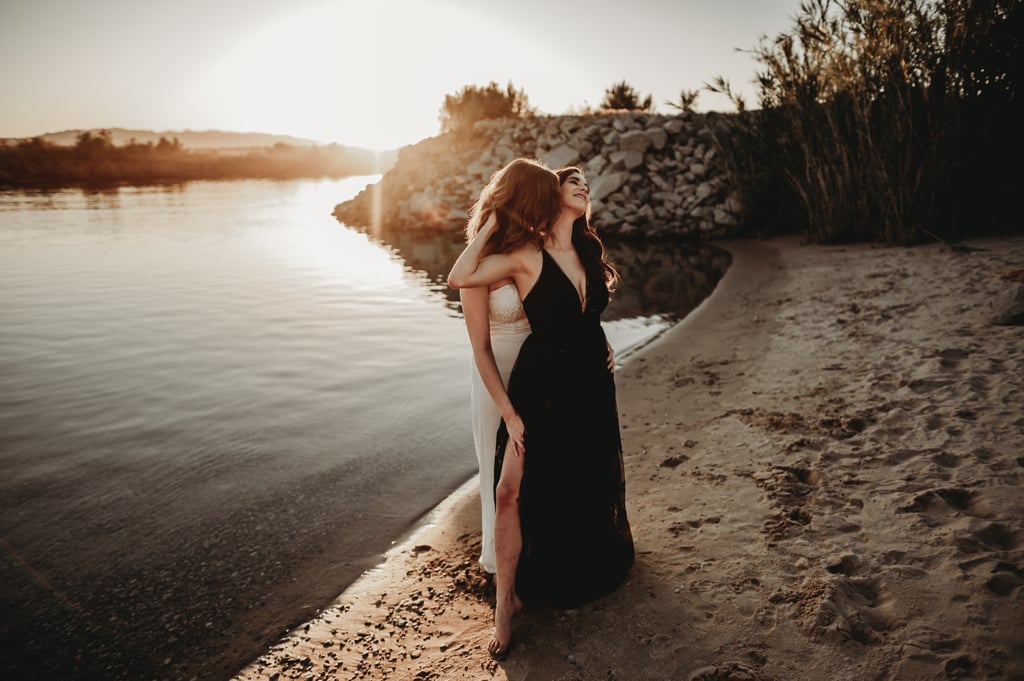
[439,81,534,134]
[600,81,653,112]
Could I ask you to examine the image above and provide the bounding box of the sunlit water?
[0,178,727,680]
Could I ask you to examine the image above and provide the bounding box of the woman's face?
[560,171,589,218]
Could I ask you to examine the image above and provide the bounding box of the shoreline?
[234,235,1024,681]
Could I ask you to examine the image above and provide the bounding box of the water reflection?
[347,223,731,322]
[604,241,730,322]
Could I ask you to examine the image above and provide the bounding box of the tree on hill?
[74,130,114,155]
[439,81,534,134]
[155,136,182,153]
[600,80,653,111]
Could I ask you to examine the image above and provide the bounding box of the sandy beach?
[233,235,1024,681]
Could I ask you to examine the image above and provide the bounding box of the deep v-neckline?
[543,248,587,312]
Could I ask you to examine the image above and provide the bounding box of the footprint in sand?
[687,661,774,681]
[757,465,820,540]
[897,487,994,526]
[898,487,968,512]
[898,625,986,681]
[824,553,861,576]
[752,605,777,630]
[793,573,894,645]
[729,578,776,630]
[660,454,690,469]
[943,654,980,680]
[903,623,963,658]
[985,562,1024,596]
[882,447,922,466]
[904,377,954,394]
[933,347,970,369]
[954,521,1023,555]
[820,577,893,644]
[668,518,712,537]
[931,451,961,468]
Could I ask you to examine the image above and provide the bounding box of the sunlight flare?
[185,0,599,150]
[257,176,405,291]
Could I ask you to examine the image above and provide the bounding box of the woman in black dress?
[448,162,634,658]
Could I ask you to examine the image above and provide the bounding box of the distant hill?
[0,128,400,187]
[2,128,370,151]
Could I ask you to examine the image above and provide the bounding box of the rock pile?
[334,111,744,240]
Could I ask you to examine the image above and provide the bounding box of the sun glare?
[256,176,407,290]
[185,0,598,151]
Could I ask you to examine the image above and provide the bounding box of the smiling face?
[559,170,590,218]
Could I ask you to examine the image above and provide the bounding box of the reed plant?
[709,0,1021,244]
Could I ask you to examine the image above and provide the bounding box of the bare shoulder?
[508,245,543,274]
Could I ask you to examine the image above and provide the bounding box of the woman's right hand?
[447,211,517,290]
[504,410,526,457]
[478,210,497,236]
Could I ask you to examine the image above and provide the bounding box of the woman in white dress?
[459,159,561,574]
[461,283,530,573]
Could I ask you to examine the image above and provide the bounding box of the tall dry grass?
[709,0,1021,244]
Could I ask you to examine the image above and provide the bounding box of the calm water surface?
[0,178,728,680]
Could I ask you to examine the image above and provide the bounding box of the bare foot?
[488,592,523,659]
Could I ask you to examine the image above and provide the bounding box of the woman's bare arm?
[447,213,520,289]
[461,287,526,455]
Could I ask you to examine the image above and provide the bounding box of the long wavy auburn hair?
[465,158,561,254]
[556,166,619,289]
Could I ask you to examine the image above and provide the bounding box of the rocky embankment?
[333,111,744,240]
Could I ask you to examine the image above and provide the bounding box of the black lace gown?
[496,249,634,609]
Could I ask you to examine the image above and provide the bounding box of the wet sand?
[234,236,1024,681]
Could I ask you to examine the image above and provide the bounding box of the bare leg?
[489,439,524,658]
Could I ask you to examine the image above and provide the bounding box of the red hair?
[466,158,561,254]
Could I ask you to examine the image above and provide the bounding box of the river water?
[0,177,729,680]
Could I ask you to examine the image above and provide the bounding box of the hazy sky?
[0,0,804,149]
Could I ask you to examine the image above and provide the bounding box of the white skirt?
[470,322,529,573]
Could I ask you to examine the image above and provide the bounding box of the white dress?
[471,284,531,573]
